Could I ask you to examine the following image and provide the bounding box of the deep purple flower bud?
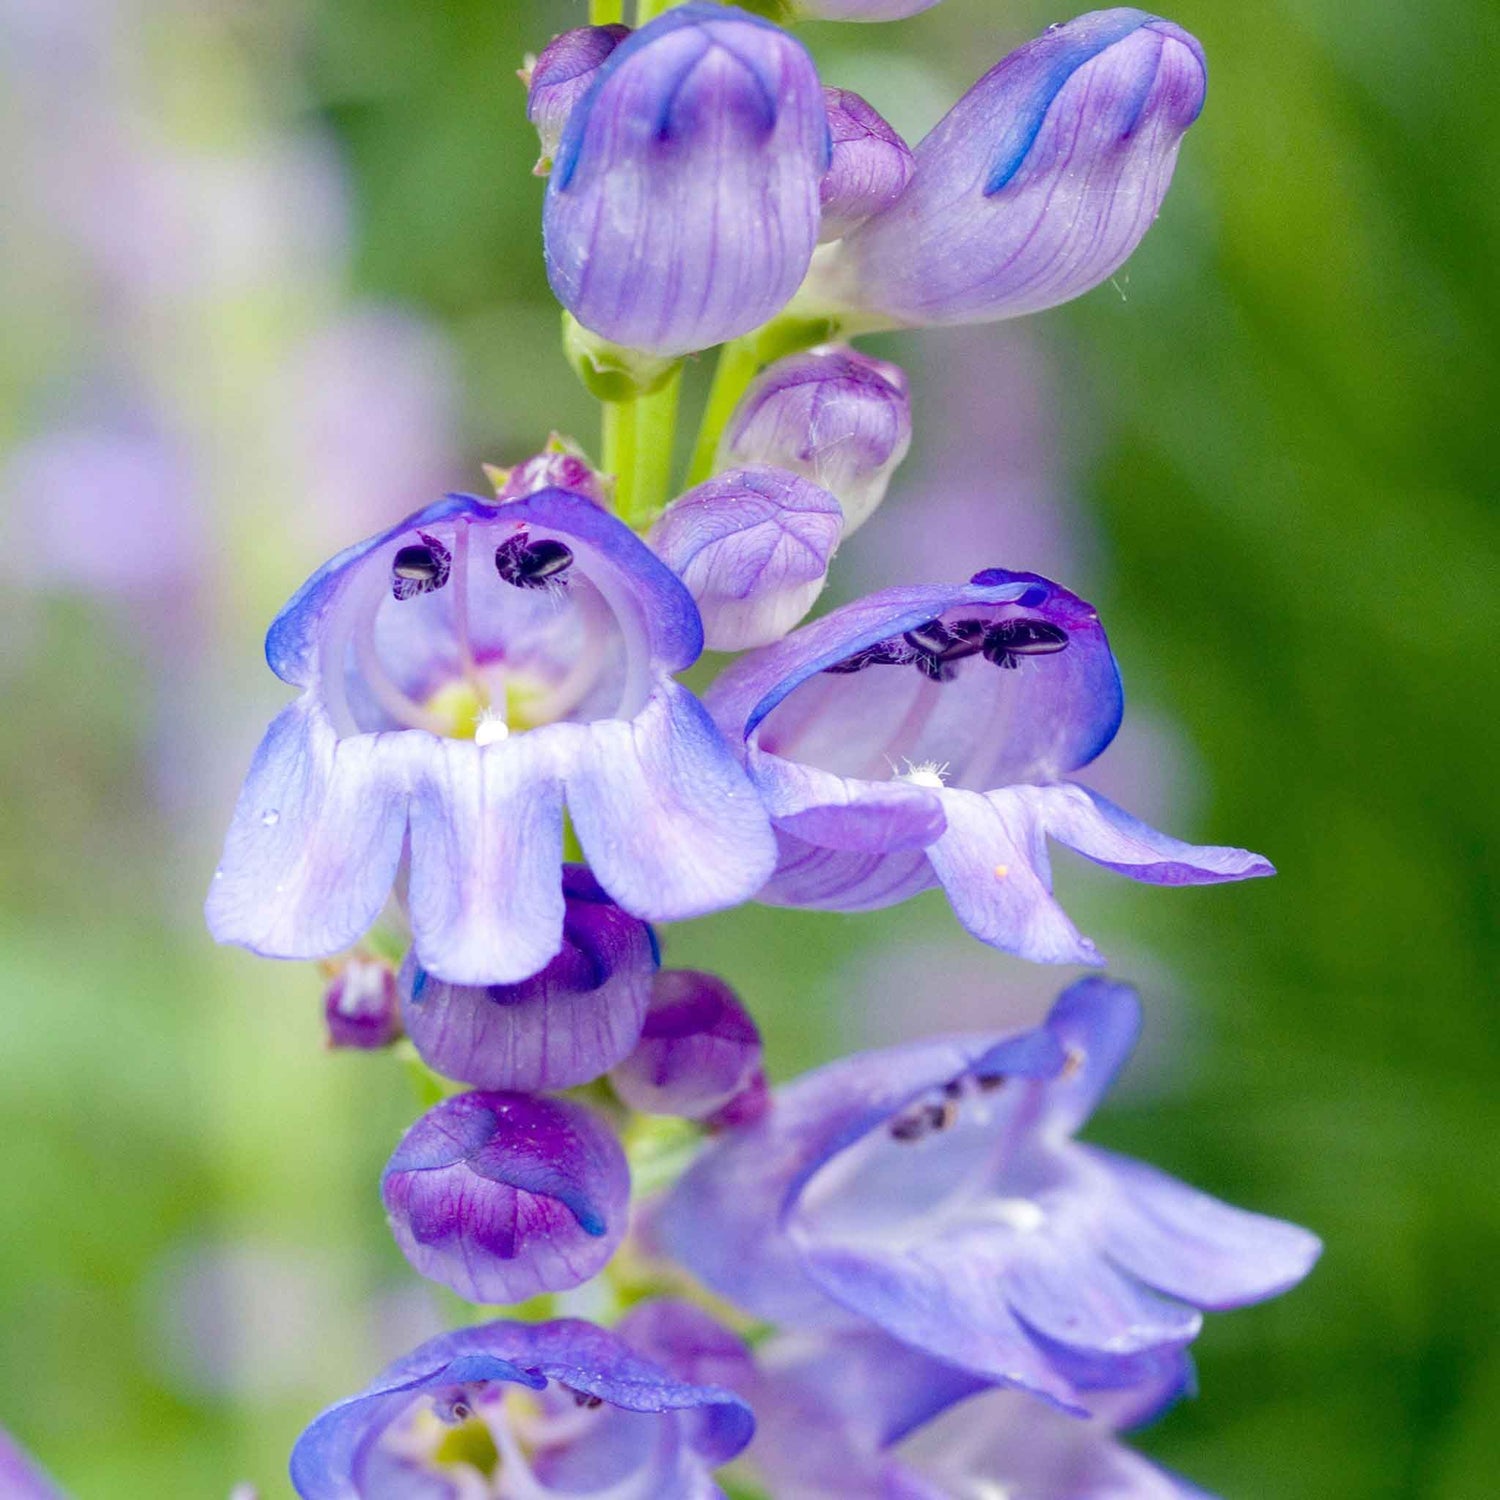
[649,464,842,650]
[400,866,658,1091]
[661,979,1321,1402]
[485,435,609,508]
[544,4,830,357]
[289,1316,753,1500]
[526,24,631,171]
[381,1090,629,1304]
[609,969,764,1120]
[811,9,1208,328]
[719,345,911,534]
[322,956,399,1050]
[819,87,914,242]
[207,489,775,987]
[707,570,1270,965]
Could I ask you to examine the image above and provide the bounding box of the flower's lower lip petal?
[205,697,407,961]
[567,682,776,921]
[756,755,947,854]
[1041,783,1275,885]
[1090,1146,1323,1312]
[404,733,569,986]
[924,787,1103,965]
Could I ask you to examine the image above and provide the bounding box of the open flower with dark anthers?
[716,345,911,536]
[705,568,1270,964]
[741,1327,1209,1499]
[609,969,765,1122]
[544,4,829,357]
[525,24,631,173]
[819,88,914,243]
[400,866,659,1093]
[382,1089,628,1305]
[288,1314,754,1499]
[658,979,1321,1403]
[648,465,844,651]
[206,487,776,986]
[802,9,1208,330]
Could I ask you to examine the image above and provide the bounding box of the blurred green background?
[1,0,1495,1494]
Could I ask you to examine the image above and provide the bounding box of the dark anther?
[824,637,915,675]
[924,1100,958,1133]
[495,532,575,589]
[982,618,1069,669]
[889,1110,928,1142]
[565,1385,605,1409]
[937,617,988,665]
[975,1073,1007,1093]
[913,651,954,683]
[942,1078,965,1100]
[391,532,452,601]
[903,619,951,655]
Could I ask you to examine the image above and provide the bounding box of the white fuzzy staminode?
[474,706,510,748]
[898,758,950,789]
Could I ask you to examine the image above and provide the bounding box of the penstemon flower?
[200,3,1324,1496]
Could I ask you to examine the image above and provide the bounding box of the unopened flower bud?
[382,1090,629,1304]
[819,88,913,242]
[720,346,911,534]
[323,957,399,1050]
[812,9,1208,328]
[401,866,658,1091]
[485,435,609,507]
[544,4,829,356]
[649,465,842,650]
[526,24,631,172]
[609,969,764,1121]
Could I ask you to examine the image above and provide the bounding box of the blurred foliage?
[0,0,1495,1496]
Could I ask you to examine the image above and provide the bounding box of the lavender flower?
[288,1314,753,1499]
[807,9,1208,329]
[819,88,914,243]
[525,24,631,171]
[323,956,400,1051]
[659,979,1320,1400]
[381,1090,628,1305]
[706,570,1270,965]
[400,866,659,1092]
[717,346,911,535]
[609,969,765,1122]
[206,488,775,986]
[649,465,844,650]
[0,1429,65,1500]
[543,4,829,356]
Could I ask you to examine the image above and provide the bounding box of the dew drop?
[260,809,280,827]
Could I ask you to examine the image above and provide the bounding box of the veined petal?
[819,88,915,242]
[820,9,1208,327]
[205,696,408,961]
[1093,1148,1323,1310]
[404,730,569,986]
[568,681,776,920]
[1039,976,1144,1137]
[759,834,937,910]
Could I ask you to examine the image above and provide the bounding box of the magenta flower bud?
[544,4,829,357]
[819,87,914,242]
[649,465,843,650]
[720,345,912,534]
[322,956,399,1050]
[487,438,609,507]
[400,866,658,1092]
[610,970,764,1121]
[814,9,1208,328]
[382,1090,629,1304]
[526,24,631,171]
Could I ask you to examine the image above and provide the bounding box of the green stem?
[686,336,762,486]
[625,369,682,529]
[635,0,682,22]
[590,0,626,24]
[601,396,636,512]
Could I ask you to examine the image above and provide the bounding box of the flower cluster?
[209,5,1318,1497]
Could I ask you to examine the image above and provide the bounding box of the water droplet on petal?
[260,809,280,827]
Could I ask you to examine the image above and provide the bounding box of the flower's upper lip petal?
[265,487,704,690]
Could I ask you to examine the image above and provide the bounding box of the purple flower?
[401,866,658,1092]
[706,570,1270,965]
[544,4,829,356]
[0,1429,65,1500]
[743,1327,1208,1499]
[609,969,765,1122]
[819,88,914,243]
[323,956,400,1050]
[526,24,632,171]
[206,488,775,986]
[718,346,911,535]
[649,465,843,650]
[808,9,1208,328]
[381,1090,629,1304]
[288,1314,754,1499]
[658,979,1320,1402]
